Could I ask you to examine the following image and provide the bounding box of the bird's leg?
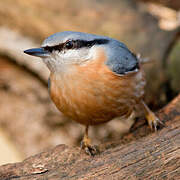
[140,100,164,131]
[81,125,98,156]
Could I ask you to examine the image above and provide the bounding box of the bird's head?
[24,31,138,75]
[24,31,113,73]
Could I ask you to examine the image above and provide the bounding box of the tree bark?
[0,94,179,180]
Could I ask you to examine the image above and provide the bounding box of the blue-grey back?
[105,40,139,75]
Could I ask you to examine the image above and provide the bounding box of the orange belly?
[49,54,145,125]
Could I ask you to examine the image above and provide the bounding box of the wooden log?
[0,94,179,180]
[0,0,179,159]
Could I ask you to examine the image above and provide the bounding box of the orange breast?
[49,49,145,125]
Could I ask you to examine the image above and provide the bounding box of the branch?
[0,94,179,180]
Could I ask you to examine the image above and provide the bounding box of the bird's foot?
[80,138,99,156]
[146,111,164,131]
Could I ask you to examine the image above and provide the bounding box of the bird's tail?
[136,53,150,64]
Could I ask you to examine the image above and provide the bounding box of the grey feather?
[48,78,51,94]
[105,40,139,75]
[42,31,126,48]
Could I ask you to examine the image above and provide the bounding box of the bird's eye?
[64,41,74,49]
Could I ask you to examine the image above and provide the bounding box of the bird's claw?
[81,141,99,156]
[147,112,164,131]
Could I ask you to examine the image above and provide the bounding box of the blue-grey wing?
[48,77,51,94]
[105,40,139,75]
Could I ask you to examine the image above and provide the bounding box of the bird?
[24,31,162,156]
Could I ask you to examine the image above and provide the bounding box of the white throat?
[42,46,97,73]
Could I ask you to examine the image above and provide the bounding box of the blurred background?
[0,0,179,165]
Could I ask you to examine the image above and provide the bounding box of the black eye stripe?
[43,44,64,53]
[75,39,109,48]
[43,39,109,52]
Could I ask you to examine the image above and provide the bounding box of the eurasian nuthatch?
[24,31,162,155]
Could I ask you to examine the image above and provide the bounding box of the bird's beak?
[24,48,50,58]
